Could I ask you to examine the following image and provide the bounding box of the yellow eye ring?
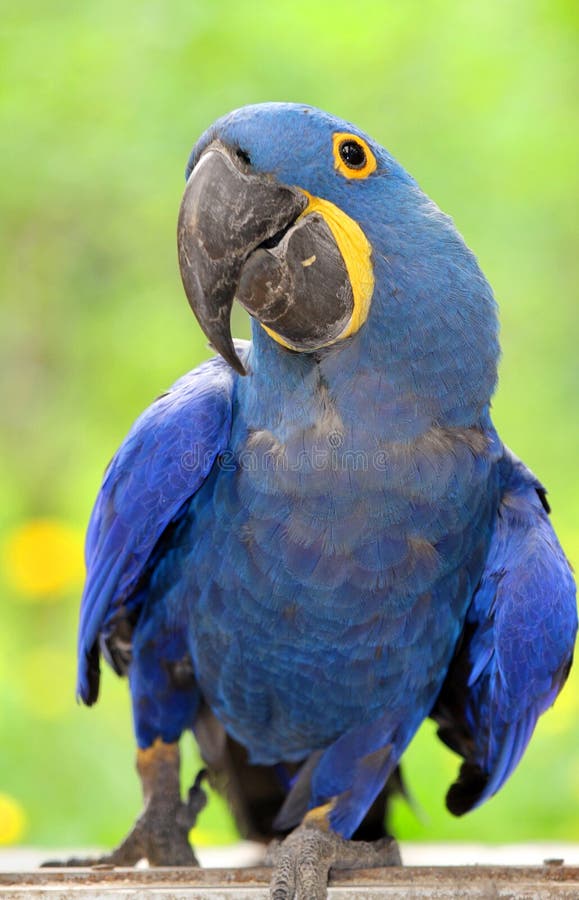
[333,132,377,180]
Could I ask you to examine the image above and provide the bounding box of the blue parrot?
[72,104,576,897]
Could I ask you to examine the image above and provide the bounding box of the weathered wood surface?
[1,865,578,899]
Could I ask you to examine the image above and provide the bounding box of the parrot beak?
[177,144,308,374]
[177,144,356,374]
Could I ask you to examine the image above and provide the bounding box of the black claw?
[176,768,208,829]
[192,767,208,792]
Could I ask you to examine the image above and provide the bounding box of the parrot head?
[178,102,499,407]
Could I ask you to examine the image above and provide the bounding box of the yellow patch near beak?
[261,190,374,350]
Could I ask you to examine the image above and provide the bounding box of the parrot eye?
[339,140,366,169]
[333,132,377,180]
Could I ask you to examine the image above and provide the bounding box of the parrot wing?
[76,347,247,705]
[433,448,577,814]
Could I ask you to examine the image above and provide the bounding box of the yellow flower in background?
[0,794,27,845]
[2,519,84,600]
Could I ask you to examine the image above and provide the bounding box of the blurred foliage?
[0,0,577,849]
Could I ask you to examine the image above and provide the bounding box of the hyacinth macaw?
[70,104,576,898]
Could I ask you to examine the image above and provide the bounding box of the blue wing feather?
[436,449,577,814]
[76,350,245,704]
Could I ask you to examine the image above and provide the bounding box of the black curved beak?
[177,144,308,374]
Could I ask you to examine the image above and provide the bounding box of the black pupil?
[339,140,366,169]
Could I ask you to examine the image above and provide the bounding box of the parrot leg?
[267,811,401,900]
[44,740,206,867]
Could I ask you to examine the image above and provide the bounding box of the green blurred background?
[1,0,577,849]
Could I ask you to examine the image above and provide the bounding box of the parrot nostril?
[236,147,252,167]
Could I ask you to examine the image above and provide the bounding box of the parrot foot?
[267,823,401,900]
[43,752,207,868]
